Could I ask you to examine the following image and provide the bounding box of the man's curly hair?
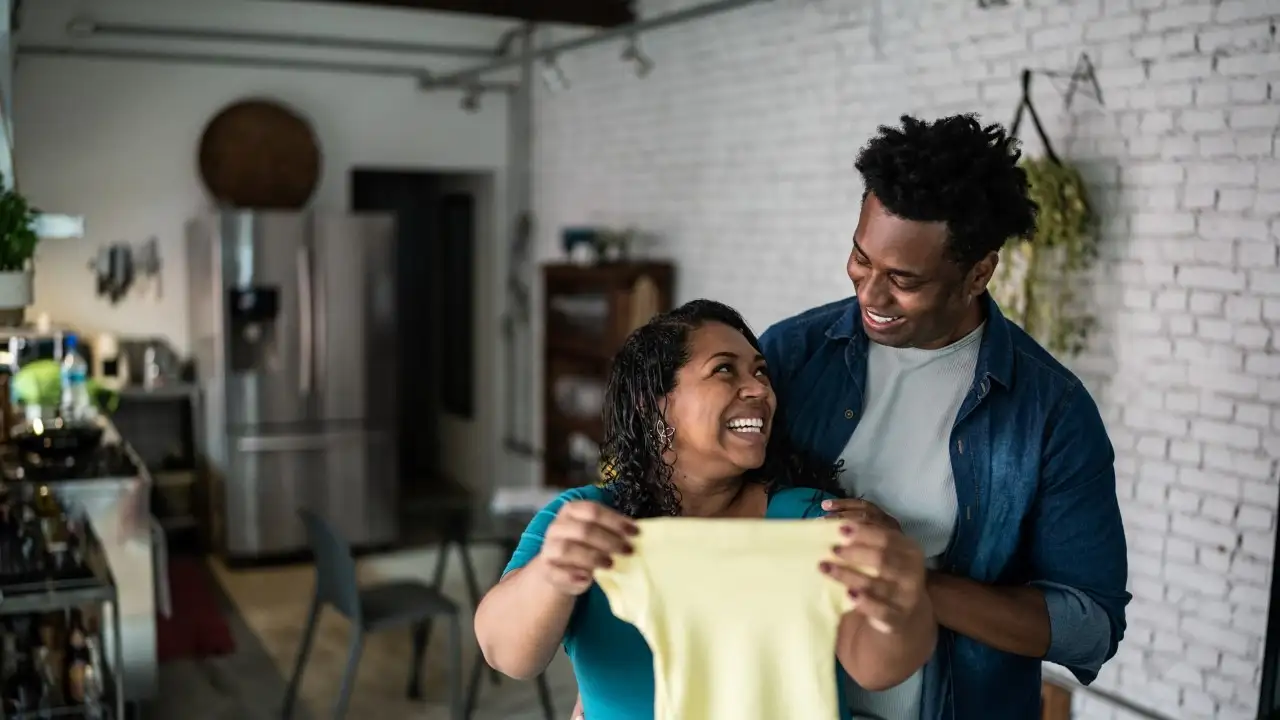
[854,114,1038,268]
[600,299,844,519]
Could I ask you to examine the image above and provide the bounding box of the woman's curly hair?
[601,299,844,519]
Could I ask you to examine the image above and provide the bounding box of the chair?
[282,509,465,720]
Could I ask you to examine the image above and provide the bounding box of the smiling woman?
[599,299,843,518]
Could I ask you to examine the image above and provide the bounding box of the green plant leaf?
[992,157,1098,358]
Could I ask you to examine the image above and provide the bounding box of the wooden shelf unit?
[541,261,674,488]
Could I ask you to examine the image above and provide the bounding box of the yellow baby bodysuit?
[594,518,853,720]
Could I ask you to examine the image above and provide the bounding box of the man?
[758,113,1129,719]
[568,113,1128,719]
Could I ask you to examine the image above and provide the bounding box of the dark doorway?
[350,169,477,508]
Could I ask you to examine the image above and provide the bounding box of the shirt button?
[957,439,965,454]
[844,409,855,419]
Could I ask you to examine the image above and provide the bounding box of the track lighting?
[620,37,654,78]
[541,55,570,92]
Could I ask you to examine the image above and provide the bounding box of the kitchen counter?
[2,418,163,707]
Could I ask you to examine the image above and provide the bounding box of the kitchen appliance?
[116,337,182,388]
[91,333,129,391]
[187,210,398,560]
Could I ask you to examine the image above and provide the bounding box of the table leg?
[432,538,453,588]
[464,648,486,719]
[416,537,457,658]
[458,538,484,612]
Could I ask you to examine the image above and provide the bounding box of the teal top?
[502,484,853,720]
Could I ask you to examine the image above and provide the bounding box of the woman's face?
[661,322,776,481]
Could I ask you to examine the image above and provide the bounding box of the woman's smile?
[724,415,768,445]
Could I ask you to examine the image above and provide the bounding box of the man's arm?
[930,382,1129,684]
[926,573,1049,657]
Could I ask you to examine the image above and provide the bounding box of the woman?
[474,300,935,719]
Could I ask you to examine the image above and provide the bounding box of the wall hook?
[1029,52,1105,110]
[1062,52,1103,109]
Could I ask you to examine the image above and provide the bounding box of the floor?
[154,542,578,719]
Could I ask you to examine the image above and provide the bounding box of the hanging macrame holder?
[999,54,1105,355]
[1009,69,1062,165]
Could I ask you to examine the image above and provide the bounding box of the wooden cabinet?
[541,261,674,488]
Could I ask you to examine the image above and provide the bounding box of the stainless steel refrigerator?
[187,210,399,560]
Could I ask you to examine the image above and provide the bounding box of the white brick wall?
[530,0,1279,718]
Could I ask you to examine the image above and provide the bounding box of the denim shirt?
[760,294,1130,720]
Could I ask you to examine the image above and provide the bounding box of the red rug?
[156,557,237,662]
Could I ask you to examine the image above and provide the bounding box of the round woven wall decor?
[198,99,322,209]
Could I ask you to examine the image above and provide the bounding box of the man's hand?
[821,497,902,532]
[570,694,584,719]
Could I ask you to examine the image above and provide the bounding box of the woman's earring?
[655,419,675,446]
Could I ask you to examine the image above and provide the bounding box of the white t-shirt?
[837,324,984,720]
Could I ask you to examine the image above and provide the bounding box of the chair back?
[299,508,362,619]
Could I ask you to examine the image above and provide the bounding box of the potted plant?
[0,172,39,313]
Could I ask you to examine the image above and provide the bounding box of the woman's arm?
[474,558,578,680]
[836,593,937,690]
[822,517,937,690]
[476,495,637,681]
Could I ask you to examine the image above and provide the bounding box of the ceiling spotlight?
[460,85,483,113]
[620,38,654,78]
[541,55,570,92]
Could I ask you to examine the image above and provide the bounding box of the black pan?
[12,423,105,461]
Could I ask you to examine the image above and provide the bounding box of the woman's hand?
[821,521,927,634]
[533,501,638,596]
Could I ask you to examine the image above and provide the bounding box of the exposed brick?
[1230,554,1271,585]
[1239,531,1273,563]
[1237,504,1274,531]
[1181,618,1255,656]
[1216,0,1280,23]
[1171,514,1240,549]
[1181,268,1246,292]
[1230,105,1280,131]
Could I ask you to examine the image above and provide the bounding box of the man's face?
[845,193,995,349]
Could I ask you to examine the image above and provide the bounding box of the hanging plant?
[991,156,1098,356]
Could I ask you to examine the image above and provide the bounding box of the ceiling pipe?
[18,44,516,91]
[66,17,498,59]
[420,0,770,89]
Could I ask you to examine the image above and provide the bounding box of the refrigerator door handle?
[236,431,381,453]
[297,245,314,396]
[151,515,172,619]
